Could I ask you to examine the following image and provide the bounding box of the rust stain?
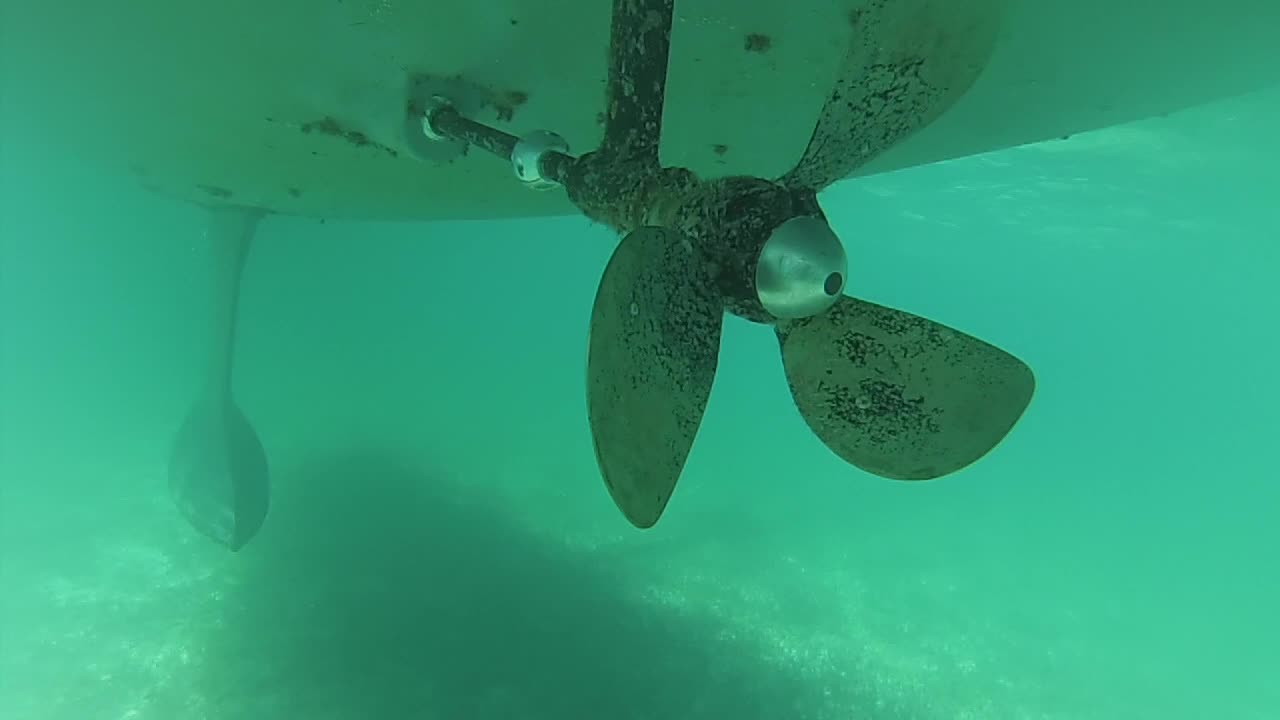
[196,184,233,199]
[744,33,772,53]
[300,116,399,158]
[493,89,529,122]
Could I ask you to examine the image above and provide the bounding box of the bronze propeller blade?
[777,295,1034,480]
[781,0,1005,190]
[586,226,723,528]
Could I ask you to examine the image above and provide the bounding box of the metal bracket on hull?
[402,74,494,164]
[422,97,571,190]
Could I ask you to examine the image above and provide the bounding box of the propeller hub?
[755,215,847,319]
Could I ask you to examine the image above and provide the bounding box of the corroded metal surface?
[777,296,1035,480]
[586,226,722,528]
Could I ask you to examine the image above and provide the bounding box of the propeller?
[168,206,270,551]
[579,0,1030,528]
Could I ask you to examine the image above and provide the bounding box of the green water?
[2,86,1278,718]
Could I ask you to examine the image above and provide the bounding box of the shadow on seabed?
[193,449,910,719]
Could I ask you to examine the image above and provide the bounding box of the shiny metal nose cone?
[755,215,847,319]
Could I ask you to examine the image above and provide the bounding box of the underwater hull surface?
[5,0,1278,220]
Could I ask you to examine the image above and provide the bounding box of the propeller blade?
[600,0,676,162]
[778,295,1033,480]
[781,0,1005,190]
[587,226,723,528]
[168,207,270,551]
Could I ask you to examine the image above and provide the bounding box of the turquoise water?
[2,86,1278,718]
